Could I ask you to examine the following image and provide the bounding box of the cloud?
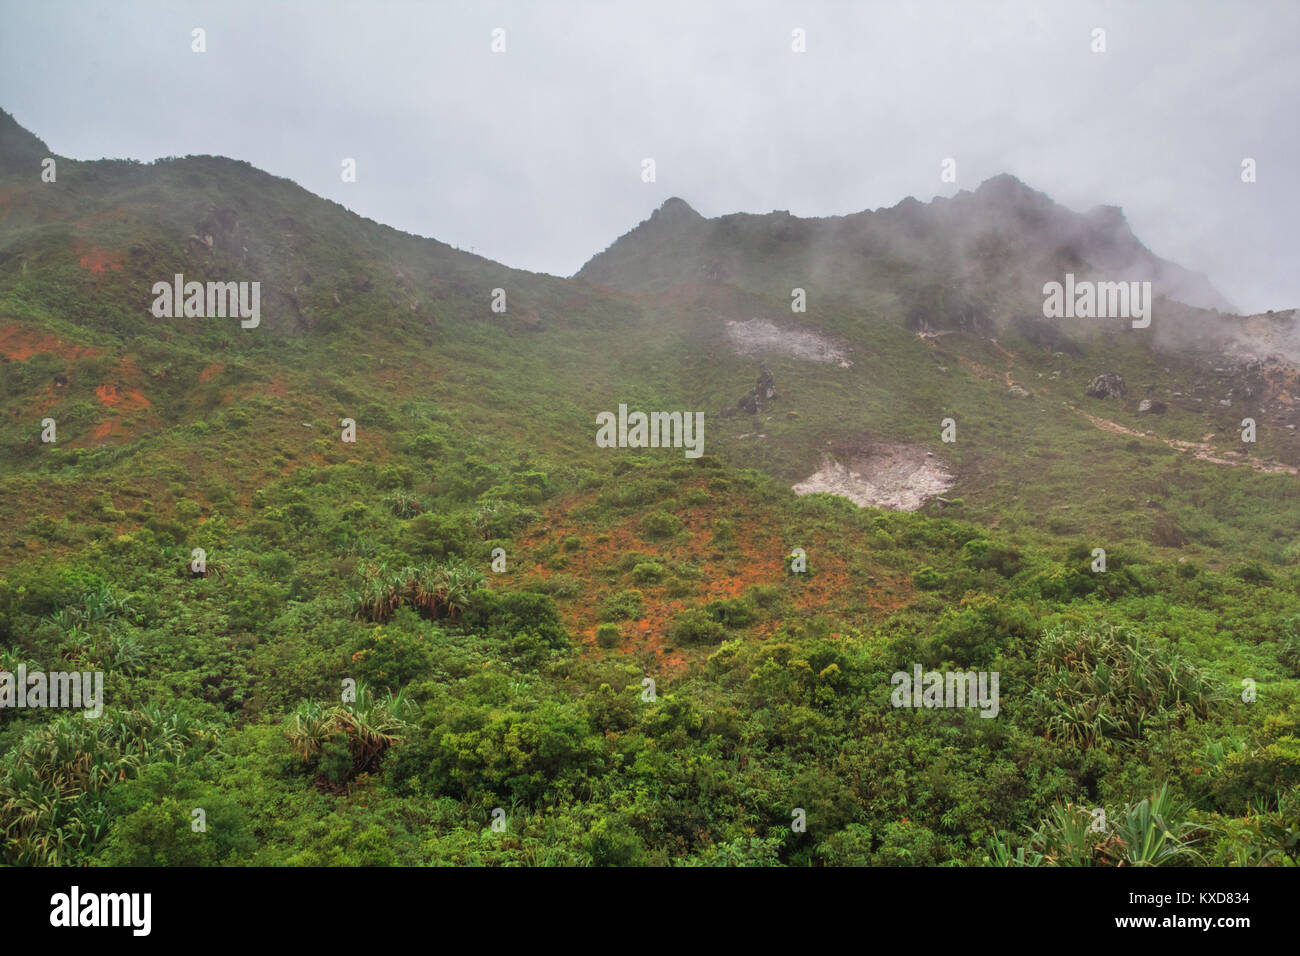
[1,0,1295,310]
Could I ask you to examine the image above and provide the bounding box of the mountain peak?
[653,196,703,222]
[972,173,1052,207]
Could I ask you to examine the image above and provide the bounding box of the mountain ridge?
[2,108,1239,318]
[578,173,1236,315]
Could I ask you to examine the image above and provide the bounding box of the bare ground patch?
[725,318,853,366]
[793,442,955,511]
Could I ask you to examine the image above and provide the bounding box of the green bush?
[671,608,726,644]
[913,566,943,590]
[467,589,567,646]
[595,623,621,648]
[703,596,758,629]
[630,561,665,584]
[640,511,683,540]
[350,621,433,687]
[598,589,644,622]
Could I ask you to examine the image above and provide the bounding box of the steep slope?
[577,174,1236,318]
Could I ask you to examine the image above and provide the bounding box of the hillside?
[0,108,1297,868]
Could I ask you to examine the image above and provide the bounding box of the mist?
[1,0,1296,311]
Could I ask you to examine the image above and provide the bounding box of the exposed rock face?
[1008,385,1030,398]
[197,206,243,256]
[1138,399,1167,414]
[725,318,851,365]
[1086,372,1127,399]
[737,365,777,414]
[793,442,955,511]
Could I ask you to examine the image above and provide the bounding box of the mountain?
[579,174,1235,314]
[0,108,592,343]
[0,108,1297,869]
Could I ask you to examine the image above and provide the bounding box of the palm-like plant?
[285,700,329,761]
[352,562,402,622]
[350,557,483,622]
[437,559,483,621]
[410,563,444,617]
[992,784,1203,867]
[0,707,207,865]
[1033,626,1222,747]
[283,684,416,782]
[1105,784,1204,866]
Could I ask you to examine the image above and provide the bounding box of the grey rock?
[1086,372,1127,399]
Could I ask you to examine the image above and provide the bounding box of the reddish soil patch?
[95,383,151,411]
[76,244,124,274]
[0,323,99,362]
[198,363,225,383]
[515,481,911,678]
[91,420,121,440]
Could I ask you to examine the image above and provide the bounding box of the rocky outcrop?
[737,365,777,414]
[1086,372,1127,399]
[197,206,243,256]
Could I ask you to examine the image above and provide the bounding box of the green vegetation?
[0,110,1297,866]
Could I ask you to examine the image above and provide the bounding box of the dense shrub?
[598,589,644,622]
[671,608,726,644]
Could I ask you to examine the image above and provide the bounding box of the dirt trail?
[928,330,1297,477]
[1067,404,1300,476]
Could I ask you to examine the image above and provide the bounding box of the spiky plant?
[411,563,444,617]
[437,558,484,621]
[352,562,402,622]
[283,684,415,783]
[1032,625,1222,747]
[285,700,329,762]
[1105,784,1204,866]
[0,708,207,865]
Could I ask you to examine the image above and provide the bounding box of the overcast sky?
[2,0,1296,312]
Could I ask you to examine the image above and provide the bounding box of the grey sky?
[2,0,1296,312]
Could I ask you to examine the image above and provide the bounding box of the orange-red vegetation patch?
[516,482,911,677]
[198,362,225,383]
[95,383,151,411]
[76,244,124,274]
[0,323,100,362]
